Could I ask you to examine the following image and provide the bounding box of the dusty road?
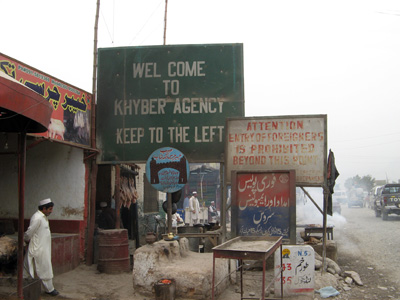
[331,204,400,299]
[47,204,400,300]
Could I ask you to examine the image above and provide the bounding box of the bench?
[163,231,221,247]
[304,226,334,240]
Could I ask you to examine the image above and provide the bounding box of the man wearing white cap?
[24,198,59,296]
[189,191,200,225]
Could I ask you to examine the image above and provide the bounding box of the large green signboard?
[96,44,244,163]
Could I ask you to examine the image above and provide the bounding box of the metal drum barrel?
[97,229,130,274]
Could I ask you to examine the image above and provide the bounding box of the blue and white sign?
[145,147,189,193]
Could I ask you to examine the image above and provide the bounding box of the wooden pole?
[163,0,168,45]
[115,165,121,229]
[322,187,329,272]
[17,132,26,299]
[86,0,100,266]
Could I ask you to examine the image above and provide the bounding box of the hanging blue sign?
[145,147,189,193]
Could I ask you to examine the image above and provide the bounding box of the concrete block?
[311,240,338,262]
[133,238,230,299]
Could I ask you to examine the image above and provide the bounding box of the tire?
[381,208,388,221]
[162,201,177,214]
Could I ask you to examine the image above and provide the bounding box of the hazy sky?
[2,0,400,186]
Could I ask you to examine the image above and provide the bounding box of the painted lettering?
[114,99,166,115]
[116,127,144,144]
[132,62,161,78]
[168,61,206,77]
[194,126,224,142]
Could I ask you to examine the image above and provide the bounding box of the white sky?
[2,0,400,186]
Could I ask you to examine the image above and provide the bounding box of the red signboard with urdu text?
[0,53,92,146]
[231,170,296,244]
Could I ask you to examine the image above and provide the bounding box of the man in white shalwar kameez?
[24,198,59,296]
[189,191,200,225]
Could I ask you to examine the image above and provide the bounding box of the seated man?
[208,201,219,224]
[98,202,116,230]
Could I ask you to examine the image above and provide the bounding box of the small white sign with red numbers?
[274,245,315,297]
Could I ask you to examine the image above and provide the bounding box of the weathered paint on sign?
[225,115,327,186]
[96,44,244,163]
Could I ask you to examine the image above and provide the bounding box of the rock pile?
[0,236,17,275]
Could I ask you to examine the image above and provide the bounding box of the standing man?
[183,193,190,210]
[24,198,59,296]
[189,191,200,225]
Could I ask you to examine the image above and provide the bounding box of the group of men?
[183,191,219,225]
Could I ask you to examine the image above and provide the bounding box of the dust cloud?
[296,187,347,229]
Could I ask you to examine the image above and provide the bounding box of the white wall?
[0,139,86,220]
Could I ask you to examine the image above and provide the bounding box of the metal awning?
[0,70,52,298]
[0,71,52,133]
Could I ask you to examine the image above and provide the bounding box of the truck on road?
[374,184,400,220]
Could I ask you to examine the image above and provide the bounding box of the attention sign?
[96,44,244,163]
[225,115,327,186]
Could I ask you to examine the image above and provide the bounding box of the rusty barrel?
[97,229,130,274]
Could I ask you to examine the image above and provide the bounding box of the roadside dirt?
[1,204,399,299]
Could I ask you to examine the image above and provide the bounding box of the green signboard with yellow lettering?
[96,43,244,163]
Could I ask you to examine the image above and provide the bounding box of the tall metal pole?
[167,193,172,235]
[163,0,168,45]
[221,163,227,242]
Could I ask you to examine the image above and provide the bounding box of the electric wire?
[101,10,114,43]
[335,131,400,143]
[0,82,50,122]
[128,0,164,46]
[137,20,164,46]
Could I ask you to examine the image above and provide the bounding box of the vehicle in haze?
[347,188,365,208]
[332,200,341,214]
[333,190,348,204]
[368,186,383,209]
[374,184,400,220]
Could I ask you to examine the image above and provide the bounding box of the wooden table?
[211,236,283,300]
